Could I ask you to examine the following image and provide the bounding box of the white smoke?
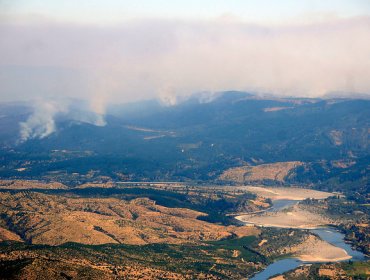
[158,86,179,106]
[88,94,107,126]
[158,90,222,106]
[19,99,106,141]
[19,101,66,141]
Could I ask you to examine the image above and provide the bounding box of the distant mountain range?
[0,92,369,195]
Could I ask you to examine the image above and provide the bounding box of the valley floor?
[0,181,367,279]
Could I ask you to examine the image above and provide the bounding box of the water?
[248,199,366,280]
[250,259,301,280]
[312,228,365,261]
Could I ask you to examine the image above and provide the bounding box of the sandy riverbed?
[236,204,331,229]
[237,210,351,262]
[242,186,333,201]
[236,186,352,262]
[295,235,351,262]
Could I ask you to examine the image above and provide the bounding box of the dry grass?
[0,192,258,246]
[219,161,303,183]
[0,180,68,190]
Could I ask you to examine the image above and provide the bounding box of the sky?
[2,0,370,23]
[1,0,370,110]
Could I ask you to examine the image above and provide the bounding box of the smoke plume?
[19,99,106,141]
[0,16,369,140]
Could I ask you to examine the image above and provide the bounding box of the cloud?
[0,16,369,109]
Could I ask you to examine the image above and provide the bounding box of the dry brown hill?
[219,161,303,183]
[0,180,68,190]
[0,192,257,246]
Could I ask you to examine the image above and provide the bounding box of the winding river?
[247,199,366,280]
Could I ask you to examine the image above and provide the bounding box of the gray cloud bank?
[1,16,370,105]
[1,16,370,139]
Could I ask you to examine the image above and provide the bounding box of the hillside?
[219,161,303,184]
[0,92,368,195]
[0,191,258,246]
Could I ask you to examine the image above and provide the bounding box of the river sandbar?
[244,186,333,201]
[295,235,351,262]
[236,204,331,229]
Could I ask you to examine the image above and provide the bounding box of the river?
[248,199,366,280]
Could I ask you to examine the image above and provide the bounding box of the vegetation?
[282,261,370,280]
[0,240,263,279]
[206,236,265,262]
[249,228,309,260]
[0,94,368,184]
[341,261,370,279]
[0,94,368,279]
[1,186,260,226]
[301,196,370,255]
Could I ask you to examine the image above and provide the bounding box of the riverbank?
[243,190,365,280]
